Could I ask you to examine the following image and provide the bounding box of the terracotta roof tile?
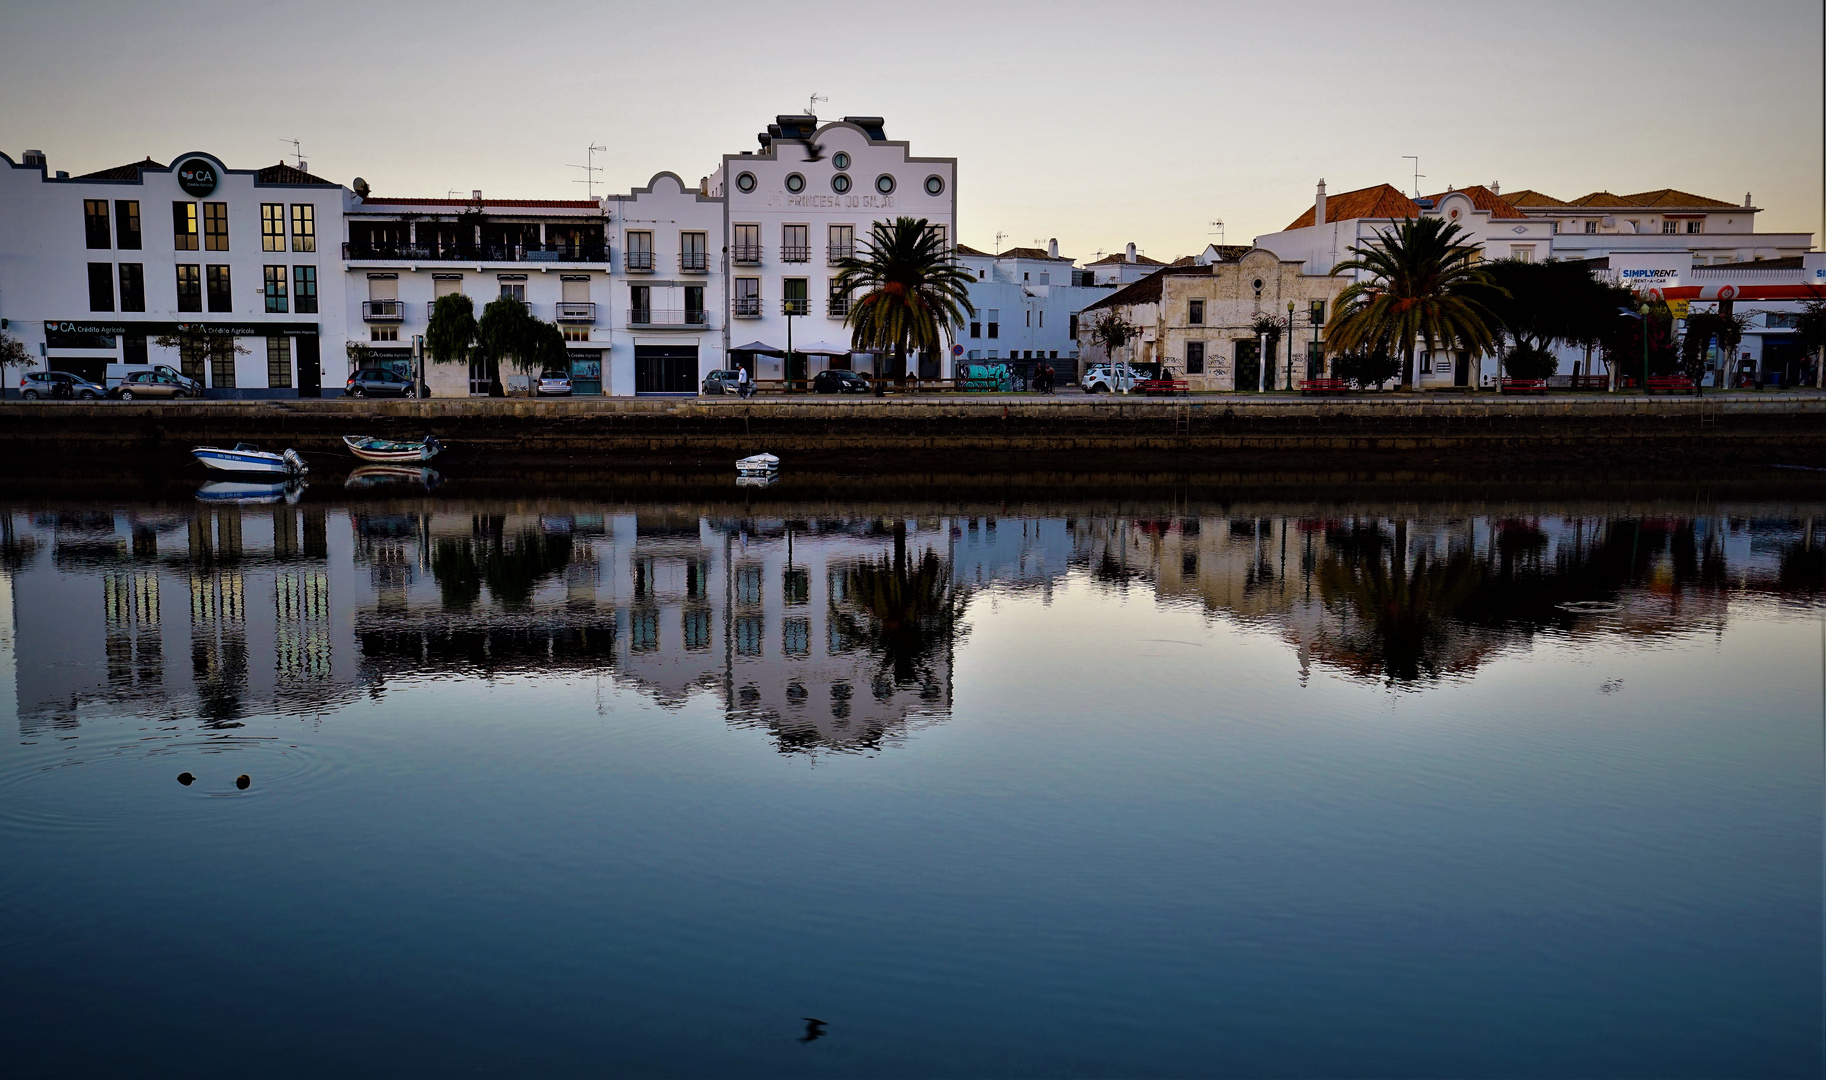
[1284,184,1421,230]
[1501,189,1571,208]
[953,243,990,256]
[1617,188,1739,209]
[256,161,337,185]
[1421,185,1526,219]
[1085,252,1166,266]
[1567,191,1636,208]
[993,246,1072,262]
[1080,265,1212,314]
[72,157,161,181]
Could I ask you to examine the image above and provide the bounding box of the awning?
[793,340,852,356]
[730,340,785,356]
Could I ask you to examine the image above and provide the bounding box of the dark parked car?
[345,368,417,398]
[812,369,871,394]
[110,370,196,400]
[19,371,105,399]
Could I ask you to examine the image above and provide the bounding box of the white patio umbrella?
[792,341,852,356]
[729,340,785,356]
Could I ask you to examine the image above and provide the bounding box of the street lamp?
[1285,301,1296,391]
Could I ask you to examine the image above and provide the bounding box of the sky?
[0,0,1819,262]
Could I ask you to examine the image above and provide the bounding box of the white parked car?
[535,369,573,396]
[1080,364,1148,394]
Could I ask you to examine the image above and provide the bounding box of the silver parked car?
[19,371,105,399]
[701,369,744,395]
[111,369,197,400]
[536,369,573,396]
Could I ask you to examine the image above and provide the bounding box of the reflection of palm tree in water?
[1314,520,1484,685]
[831,523,969,689]
[431,519,572,611]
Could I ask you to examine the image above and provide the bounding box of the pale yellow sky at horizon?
[1,0,1819,261]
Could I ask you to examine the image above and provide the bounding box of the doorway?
[1234,340,1261,392]
[296,335,321,398]
[634,345,698,394]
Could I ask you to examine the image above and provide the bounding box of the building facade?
[0,150,351,397]
[953,241,1111,379]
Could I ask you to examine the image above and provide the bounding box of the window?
[1189,299,1204,325]
[1039,272,1049,285]
[784,567,809,606]
[1687,220,1702,234]
[828,224,853,263]
[784,172,805,193]
[293,266,318,313]
[831,173,851,194]
[119,264,144,312]
[1419,353,1433,374]
[267,336,292,389]
[969,321,980,338]
[827,278,850,316]
[734,171,757,193]
[290,204,315,252]
[203,202,228,251]
[87,262,115,311]
[1584,220,1597,234]
[1026,310,1031,327]
[685,285,705,321]
[1309,300,1326,326]
[114,200,140,250]
[1038,310,1044,328]
[563,326,590,342]
[783,278,808,315]
[1511,245,1534,262]
[1662,220,1678,234]
[124,334,147,367]
[875,174,896,195]
[370,327,398,342]
[1069,313,1078,339]
[924,174,945,196]
[832,152,850,171]
[783,617,810,656]
[683,609,711,651]
[629,284,651,322]
[733,277,760,316]
[176,265,202,311]
[83,200,111,248]
[209,337,236,389]
[263,265,288,313]
[499,280,525,301]
[625,230,653,271]
[733,223,760,262]
[206,264,232,312]
[681,231,707,271]
[261,204,286,250]
[782,224,809,262]
[987,308,999,338]
[927,224,947,249]
[173,202,199,250]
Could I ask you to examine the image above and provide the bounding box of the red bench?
[1647,376,1695,395]
[1500,378,1549,394]
[1300,377,1349,395]
[1139,379,1189,396]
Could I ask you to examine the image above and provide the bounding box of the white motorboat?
[192,442,308,476]
[345,465,442,491]
[736,453,779,478]
[195,479,306,505]
[343,434,443,463]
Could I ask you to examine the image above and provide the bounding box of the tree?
[475,296,564,396]
[834,216,975,382]
[1559,275,1638,388]
[1678,309,1751,390]
[1326,216,1500,391]
[0,331,30,400]
[1330,346,1401,389]
[1794,289,1826,388]
[426,293,479,390]
[153,326,248,389]
[1502,343,1559,380]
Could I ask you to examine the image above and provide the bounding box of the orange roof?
[1618,188,1738,209]
[1284,184,1420,230]
[256,162,336,186]
[953,243,990,256]
[1085,252,1166,266]
[1421,185,1526,219]
[1568,191,1637,208]
[994,246,1071,262]
[1501,189,1570,208]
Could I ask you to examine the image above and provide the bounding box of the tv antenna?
[1403,155,1424,198]
[1208,220,1225,245]
[567,143,607,198]
[994,230,1009,256]
[806,92,827,116]
[281,138,307,172]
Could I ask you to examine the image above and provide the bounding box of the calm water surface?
[1,481,1820,1077]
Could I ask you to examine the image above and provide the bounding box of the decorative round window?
[831,173,851,194]
[924,175,945,196]
[832,152,850,171]
[1449,208,1460,220]
[1252,278,1263,291]
[875,174,896,195]
[735,172,756,193]
[785,172,805,194]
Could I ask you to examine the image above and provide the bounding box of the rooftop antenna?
[995,230,1009,256]
[1208,220,1225,245]
[567,143,606,199]
[806,92,827,117]
[1403,155,1424,198]
[281,138,306,172]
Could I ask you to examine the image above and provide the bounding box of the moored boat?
[343,434,443,463]
[736,453,779,478]
[195,479,307,505]
[345,465,442,491]
[192,443,308,476]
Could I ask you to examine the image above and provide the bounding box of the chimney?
[471,189,482,202]
[1125,242,1136,263]
[1314,179,1327,226]
[21,149,45,168]
[1048,238,1058,259]
[1491,180,1500,195]
[1744,192,1752,207]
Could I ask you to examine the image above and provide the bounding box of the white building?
[0,150,351,397]
[708,115,956,382]
[1498,187,1812,265]
[343,186,612,395]
[953,240,1111,378]
[1081,243,1170,286]
[603,172,726,395]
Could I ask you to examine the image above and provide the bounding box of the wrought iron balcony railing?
[628,308,709,328]
[732,297,761,318]
[623,251,655,273]
[827,245,855,265]
[344,241,608,263]
[731,244,763,265]
[555,302,596,322]
[679,252,710,273]
[827,297,852,318]
[780,246,811,263]
[781,298,811,316]
[362,299,404,321]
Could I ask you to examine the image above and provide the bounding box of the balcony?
[624,251,655,273]
[343,241,609,264]
[556,302,596,322]
[679,252,710,273]
[781,246,811,263]
[628,308,709,328]
[731,244,763,265]
[362,299,405,321]
[827,297,852,318]
[732,297,761,318]
[827,245,854,265]
[782,298,811,316]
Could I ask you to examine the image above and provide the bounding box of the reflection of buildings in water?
[8,505,358,732]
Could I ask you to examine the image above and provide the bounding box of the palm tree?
[833,217,975,382]
[1326,216,1499,391]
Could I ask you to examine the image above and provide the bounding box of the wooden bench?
[1568,375,1609,391]
[1299,377,1349,396]
[1647,375,1695,395]
[1500,378,1549,394]
[1139,378,1190,397]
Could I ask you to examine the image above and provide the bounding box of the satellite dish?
[352,177,370,199]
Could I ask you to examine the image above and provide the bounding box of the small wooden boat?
[345,465,442,491]
[343,434,443,463]
[736,453,779,478]
[192,443,308,476]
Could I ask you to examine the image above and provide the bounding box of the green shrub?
[1331,349,1401,389]
[1502,343,1558,380]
